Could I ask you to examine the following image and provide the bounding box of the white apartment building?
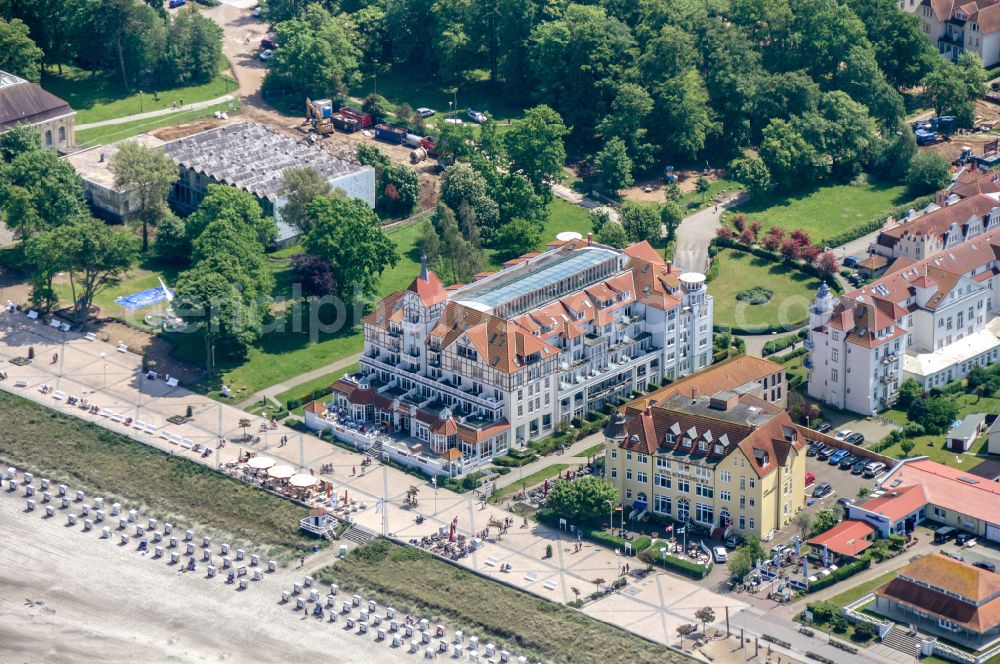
[320,238,713,470]
[902,0,1000,67]
[807,228,1000,413]
[872,193,1000,263]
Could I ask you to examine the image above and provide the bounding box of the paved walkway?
[75,95,236,130]
[672,193,746,273]
[237,352,361,409]
[0,311,750,655]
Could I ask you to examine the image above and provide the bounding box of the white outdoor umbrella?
[289,473,317,488]
[268,464,295,479]
[247,456,275,470]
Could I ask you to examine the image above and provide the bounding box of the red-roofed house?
[806,519,875,561]
[846,458,1000,542]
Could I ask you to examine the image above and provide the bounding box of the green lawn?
[826,570,897,607]
[709,249,822,332]
[728,180,912,244]
[579,442,606,458]
[75,101,240,147]
[677,177,741,213]
[879,392,1000,467]
[491,464,571,502]
[52,257,182,321]
[42,61,236,125]
[273,363,359,410]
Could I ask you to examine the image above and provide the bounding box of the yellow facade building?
[604,388,807,541]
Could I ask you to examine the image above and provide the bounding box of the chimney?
[690,387,699,402]
[666,261,672,274]
[419,254,429,281]
[587,232,592,245]
[645,399,655,416]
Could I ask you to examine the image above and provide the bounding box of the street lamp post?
[139,91,143,114]
[373,58,378,96]
[99,352,107,389]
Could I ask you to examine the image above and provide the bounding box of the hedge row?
[822,194,936,247]
[638,545,712,579]
[807,557,872,593]
[286,385,337,411]
[492,454,538,468]
[711,239,844,293]
[536,508,652,553]
[762,333,800,356]
[774,347,809,364]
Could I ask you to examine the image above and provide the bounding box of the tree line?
[260,0,981,196]
[1,0,222,89]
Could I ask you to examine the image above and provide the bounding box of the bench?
[116,343,128,353]
[84,332,97,341]
[110,414,123,423]
[52,390,65,400]
[484,557,498,567]
[145,423,157,434]
[523,572,537,582]
[166,377,179,388]
[49,319,61,329]
[180,439,193,450]
[26,310,38,320]
[543,580,558,591]
[99,409,112,418]
[159,431,171,441]
[133,420,146,430]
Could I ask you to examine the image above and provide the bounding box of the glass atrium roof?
[453,247,618,312]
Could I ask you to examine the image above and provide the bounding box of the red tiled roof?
[806,519,875,557]
[430,417,458,435]
[304,401,326,415]
[407,269,449,306]
[457,419,510,444]
[877,459,1000,527]
[859,484,928,521]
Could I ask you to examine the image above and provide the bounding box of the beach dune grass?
[317,539,690,664]
[0,391,314,559]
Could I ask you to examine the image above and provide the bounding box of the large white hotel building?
[319,237,713,471]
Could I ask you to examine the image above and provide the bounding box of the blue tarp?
[115,287,171,310]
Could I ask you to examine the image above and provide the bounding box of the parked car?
[829,449,849,465]
[817,446,837,461]
[839,454,860,469]
[863,461,886,478]
[261,38,276,50]
[835,430,852,441]
[956,532,974,546]
[812,483,833,498]
[252,6,261,17]
[770,544,791,557]
[805,472,816,486]
[815,422,832,433]
[724,536,742,549]
[416,107,436,118]
[168,0,186,7]
[837,497,853,508]
[851,459,868,475]
[444,118,464,125]
[467,108,487,123]
[845,432,865,446]
[974,561,997,573]
[934,526,957,544]
[843,256,861,267]
[259,49,274,61]
[713,546,729,563]
[806,444,820,457]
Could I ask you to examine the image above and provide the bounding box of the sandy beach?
[0,494,409,664]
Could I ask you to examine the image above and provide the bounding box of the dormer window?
[664,433,675,444]
[681,437,692,448]
[698,440,708,452]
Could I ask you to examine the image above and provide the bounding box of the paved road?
[75,95,236,130]
[672,193,746,273]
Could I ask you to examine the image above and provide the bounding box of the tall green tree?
[0,17,43,82]
[86,0,165,90]
[429,203,483,283]
[595,220,628,248]
[651,69,714,160]
[527,4,636,137]
[730,156,772,199]
[545,476,619,524]
[620,204,660,244]
[598,83,655,172]
[303,195,398,306]
[173,264,255,368]
[659,200,684,243]
[109,140,179,252]
[278,167,333,234]
[0,148,86,240]
[160,8,223,86]
[440,165,500,240]
[759,118,826,190]
[267,6,361,99]
[595,137,634,194]
[504,104,568,198]
[906,152,951,195]
[846,0,935,88]
[48,220,139,323]
[492,219,541,262]
[0,123,41,161]
[185,185,278,248]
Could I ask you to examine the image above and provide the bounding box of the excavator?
[305,98,335,136]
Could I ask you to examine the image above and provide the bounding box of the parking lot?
[930,528,1000,571]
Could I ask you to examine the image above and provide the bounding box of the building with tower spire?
[306,236,713,474]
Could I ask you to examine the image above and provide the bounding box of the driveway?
[672,193,746,273]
